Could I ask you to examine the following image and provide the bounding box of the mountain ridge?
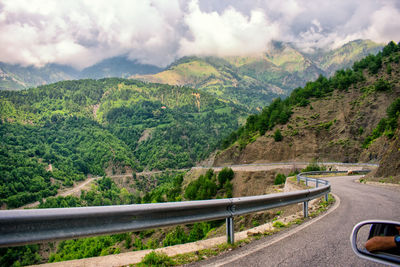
[0,57,163,91]
[135,39,383,110]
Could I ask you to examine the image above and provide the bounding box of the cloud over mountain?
[0,0,399,68]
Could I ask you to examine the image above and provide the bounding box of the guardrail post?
[305,177,308,187]
[303,201,308,218]
[316,179,319,188]
[226,217,234,244]
[325,193,329,202]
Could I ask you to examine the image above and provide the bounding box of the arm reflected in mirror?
[351,220,400,266]
[365,236,397,252]
[365,225,400,253]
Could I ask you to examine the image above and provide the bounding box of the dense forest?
[222,41,400,150]
[0,79,245,208]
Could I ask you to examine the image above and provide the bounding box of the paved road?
[189,175,400,267]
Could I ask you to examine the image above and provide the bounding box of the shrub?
[217,167,234,187]
[273,129,283,142]
[374,78,391,91]
[273,221,286,228]
[224,181,233,198]
[188,222,210,242]
[184,171,217,200]
[274,173,286,185]
[162,226,188,247]
[302,161,326,172]
[139,251,174,266]
[252,219,260,227]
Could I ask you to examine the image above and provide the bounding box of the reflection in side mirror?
[351,220,400,266]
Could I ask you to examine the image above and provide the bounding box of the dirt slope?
[214,55,400,166]
[371,117,400,182]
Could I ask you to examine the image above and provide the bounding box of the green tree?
[273,129,283,142]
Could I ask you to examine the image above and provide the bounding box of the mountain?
[214,42,400,170]
[0,63,78,90]
[135,40,383,110]
[0,40,383,111]
[308,39,384,76]
[0,78,246,208]
[0,57,162,90]
[79,56,162,79]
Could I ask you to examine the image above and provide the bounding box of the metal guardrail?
[296,170,370,217]
[0,169,370,247]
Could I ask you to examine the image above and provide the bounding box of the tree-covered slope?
[135,40,383,110]
[0,78,245,208]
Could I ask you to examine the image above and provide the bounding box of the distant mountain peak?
[0,56,163,90]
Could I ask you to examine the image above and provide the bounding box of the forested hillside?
[215,41,400,166]
[135,40,383,110]
[0,78,245,208]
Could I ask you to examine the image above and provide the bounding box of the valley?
[1,41,399,266]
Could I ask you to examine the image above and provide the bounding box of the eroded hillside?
[215,42,400,167]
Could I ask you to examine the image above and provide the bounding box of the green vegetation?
[184,169,217,200]
[273,129,283,142]
[363,97,400,147]
[0,78,244,208]
[1,78,245,172]
[374,78,391,91]
[23,170,231,264]
[0,117,135,208]
[222,41,399,150]
[49,235,122,262]
[272,221,286,228]
[38,176,138,208]
[184,168,234,200]
[274,173,287,185]
[302,161,326,172]
[138,251,175,267]
[0,245,41,267]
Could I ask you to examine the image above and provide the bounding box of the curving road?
[189,175,400,267]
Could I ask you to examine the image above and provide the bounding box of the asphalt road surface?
[189,175,400,267]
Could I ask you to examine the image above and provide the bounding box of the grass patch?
[136,251,175,266]
[309,194,335,218]
[272,221,286,228]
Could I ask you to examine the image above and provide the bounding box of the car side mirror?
[350,220,400,266]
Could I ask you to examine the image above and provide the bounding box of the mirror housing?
[351,220,400,266]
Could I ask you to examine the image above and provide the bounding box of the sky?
[0,0,400,69]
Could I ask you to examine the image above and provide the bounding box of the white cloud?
[0,0,399,68]
[363,4,400,43]
[178,0,279,57]
[0,0,183,69]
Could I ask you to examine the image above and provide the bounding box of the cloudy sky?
[1,0,400,69]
